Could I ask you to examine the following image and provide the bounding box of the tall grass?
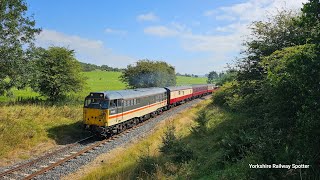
[0,105,90,165]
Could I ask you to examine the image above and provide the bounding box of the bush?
[160,125,194,164]
[134,154,159,178]
[212,82,236,108]
[191,110,210,136]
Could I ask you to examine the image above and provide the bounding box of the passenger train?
[83,84,218,137]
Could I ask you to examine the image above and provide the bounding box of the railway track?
[0,135,95,179]
[0,96,210,180]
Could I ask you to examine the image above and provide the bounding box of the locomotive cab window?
[110,99,117,108]
[84,98,108,109]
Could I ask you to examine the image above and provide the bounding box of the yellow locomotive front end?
[83,108,108,127]
[83,93,110,135]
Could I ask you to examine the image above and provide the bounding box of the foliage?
[160,125,194,163]
[207,70,218,83]
[215,70,237,86]
[80,62,123,72]
[0,0,41,95]
[31,47,86,100]
[210,1,320,178]
[191,110,210,136]
[120,59,176,88]
[134,154,159,178]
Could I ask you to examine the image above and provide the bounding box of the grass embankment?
[69,99,211,179]
[0,105,90,166]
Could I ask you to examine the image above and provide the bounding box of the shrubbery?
[210,1,320,178]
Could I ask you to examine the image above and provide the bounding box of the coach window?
[117,99,122,106]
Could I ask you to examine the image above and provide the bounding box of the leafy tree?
[215,70,237,86]
[0,0,41,95]
[207,70,218,83]
[80,62,100,71]
[31,47,85,100]
[120,60,176,88]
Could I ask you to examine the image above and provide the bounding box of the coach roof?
[165,86,192,91]
[91,87,166,100]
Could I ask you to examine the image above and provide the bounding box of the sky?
[27,0,307,75]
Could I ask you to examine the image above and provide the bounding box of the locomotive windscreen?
[84,98,109,109]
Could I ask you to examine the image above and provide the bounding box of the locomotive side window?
[117,99,123,106]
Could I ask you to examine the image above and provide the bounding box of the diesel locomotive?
[83,84,218,137]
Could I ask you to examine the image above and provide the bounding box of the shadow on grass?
[47,121,92,145]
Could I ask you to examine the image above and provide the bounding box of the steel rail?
[0,135,94,178]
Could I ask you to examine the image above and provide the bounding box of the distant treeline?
[80,62,124,72]
[176,73,199,78]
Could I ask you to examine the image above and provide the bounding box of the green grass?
[0,70,208,102]
[176,75,207,85]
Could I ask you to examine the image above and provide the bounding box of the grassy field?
[0,70,207,102]
[176,75,207,85]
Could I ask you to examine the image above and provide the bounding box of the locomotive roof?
[91,87,166,100]
[165,86,192,91]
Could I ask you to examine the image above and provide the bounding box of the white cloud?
[137,12,159,22]
[215,15,236,21]
[36,29,134,68]
[104,28,127,35]
[217,0,307,22]
[203,10,216,17]
[144,26,179,37]
[143,0,307,74]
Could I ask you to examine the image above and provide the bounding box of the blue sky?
[28,0,306,75]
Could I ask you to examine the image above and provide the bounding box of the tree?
[120,60,176,88]
[31,47,85,100]
[0,0,41,95]
[207,70,218,83]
